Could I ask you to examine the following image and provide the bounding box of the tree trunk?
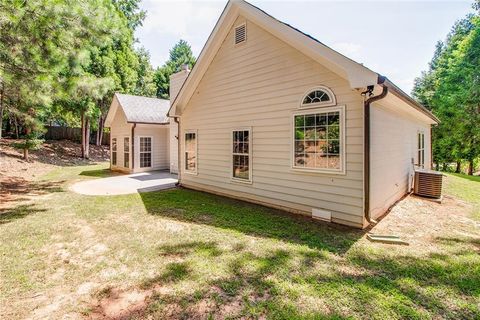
[85,117,90,159]
[435,162,439,171]
[442,163,448,171]
[81,111,85,158]
[24,148,29,161]
[468,159,474,176]
[455,161,461,173]
[0,82,4,139]
[13,114,19,139]
[96,114,104,146]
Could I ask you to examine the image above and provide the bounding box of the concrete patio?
[71,171,178,195]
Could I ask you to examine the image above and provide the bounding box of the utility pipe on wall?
[362,76,388,224]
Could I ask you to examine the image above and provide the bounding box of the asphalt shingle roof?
[115,93,170,124]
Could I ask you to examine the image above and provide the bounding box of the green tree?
[154,40,196,99]
[413,8,480,175]
[0,0,121,157]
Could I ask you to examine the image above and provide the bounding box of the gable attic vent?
[234,24,247,45]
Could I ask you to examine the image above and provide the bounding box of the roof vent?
[414,169,443,199]
[234,24,246,45]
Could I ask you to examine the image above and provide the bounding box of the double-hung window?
[139,137,152,168]
[111,138,117,166]
[185,131,197,173]
[418,132,425,168]
[232,129,251,182]
[124,137,130,168]
[293,106,344,173]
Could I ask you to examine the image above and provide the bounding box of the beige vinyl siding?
[179,17,365,227]
[370,101,431,219]
[135,124,169,172]
[110,105,132,172]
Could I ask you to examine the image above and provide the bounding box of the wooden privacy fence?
[44,126,110,145]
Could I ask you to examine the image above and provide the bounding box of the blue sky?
[135,0,474,93]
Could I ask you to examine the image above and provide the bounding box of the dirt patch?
[368,194,479,251]
[0,138,109,180]
[0,139,108,209]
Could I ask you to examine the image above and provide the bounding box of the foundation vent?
[414,169,443,199]
[234,24,246,45]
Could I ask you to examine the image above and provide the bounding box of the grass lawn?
[1,163,479,319]
[444,173,480,220]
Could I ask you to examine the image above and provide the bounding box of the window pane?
[124,138,129,152]
[316,126,327,139]
[316,114,327,126]
[316,140,327,154]
[233,155,249,180]
[328,140,340,154]
[305,127,316,140]
[295,115,305,127]
[295,141,305,153]
[112,138,117,151]
[328,112,340,125]
[305,115,315,127]
[328,154,340,169]
[305,141,316,153]
[295,153,305,167]
[328,125,339,139]
[295,127,305,140]
[315,154,328,168]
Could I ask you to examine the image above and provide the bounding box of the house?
[168,0,439,228]
[104,93,172,173]
[107,0,439,228]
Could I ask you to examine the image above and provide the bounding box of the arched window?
[301,86,336,107]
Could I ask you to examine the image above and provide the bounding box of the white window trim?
[291,105,346,175]
[230,127,253,184]
[184,129,198,175]
[123,135,130,169]
[111,137,117,167]
[417,131,425,168]
[139,136,153,169]
[234,22,247,46]
[300,86,337,109]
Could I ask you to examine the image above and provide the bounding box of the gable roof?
[105,93,170,126]
[170,0,438,124]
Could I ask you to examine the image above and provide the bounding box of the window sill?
[184,171,198,176]
[290,167,346,176]
[230,177,252,185]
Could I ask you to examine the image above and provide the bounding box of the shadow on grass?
[79,168,122,178]
[140,189,363,254]
[89,233,480,319]
[0,176,64,206]
[153,248,479,319]
[0,204,47,224]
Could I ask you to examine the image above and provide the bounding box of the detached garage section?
[105,93,171,173]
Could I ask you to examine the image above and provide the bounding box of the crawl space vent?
[234,24,246,44]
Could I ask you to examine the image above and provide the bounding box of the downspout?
[362,76,388,224]
[174,116,181,186]
[131,123,136,172]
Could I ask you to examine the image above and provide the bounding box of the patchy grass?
[0,163,479,319]
[444,173,480,220]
